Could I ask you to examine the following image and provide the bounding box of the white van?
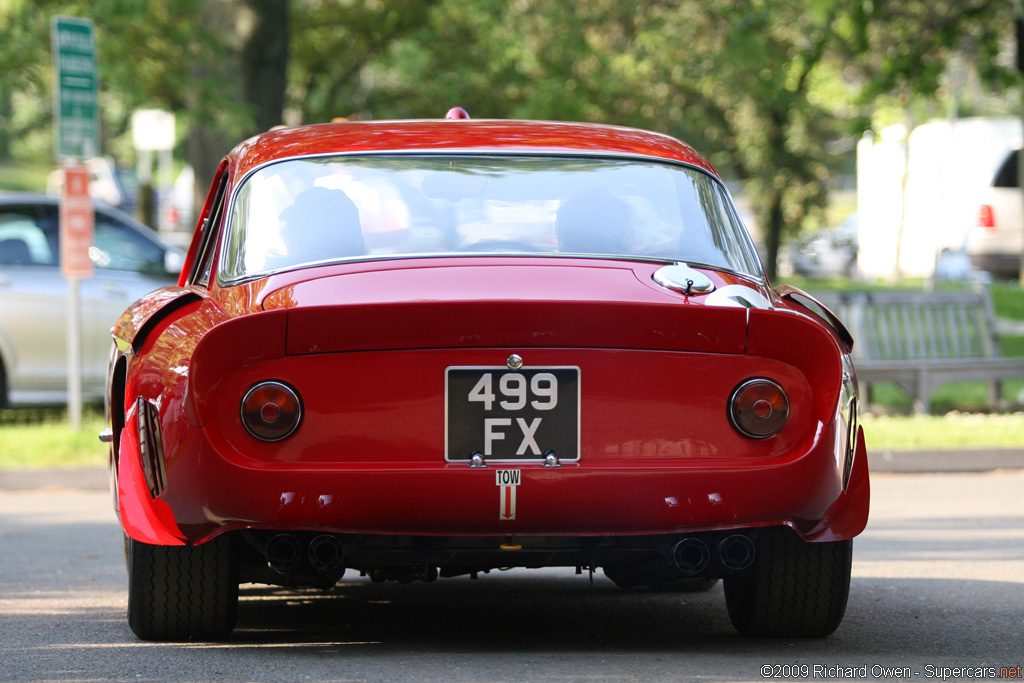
[967,150,1023,279]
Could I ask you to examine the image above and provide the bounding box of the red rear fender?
[806,425,870,541]
[746,308,845,423]
[111,287,201,355]
[117,401,185,546]
[189,310,289,425]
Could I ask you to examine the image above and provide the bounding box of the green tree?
[630,2,844,280]
[362,0,1017,280]
[362,0,846,278]
[288,0,437,123]
[188,0,289,207]
[1,0,1017,269]
[0,0,207,161]
[0,0,433,208]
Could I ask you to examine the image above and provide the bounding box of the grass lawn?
[0,406,107,469]
[861,412,1024,450]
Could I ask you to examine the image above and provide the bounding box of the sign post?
[132,109,176,230]
[60,167,94,430]
[60,167,95,281]
[52,16,98,430]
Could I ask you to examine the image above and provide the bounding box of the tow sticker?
[496,469,521,520]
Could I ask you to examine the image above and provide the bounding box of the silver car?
[0,194,183,406]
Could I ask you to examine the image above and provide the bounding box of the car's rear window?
[219,155,763,283]
[994,150,1019,188]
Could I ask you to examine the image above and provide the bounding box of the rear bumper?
[235,525,774,584]
[967,252,1021,279]
[120,419,869,547]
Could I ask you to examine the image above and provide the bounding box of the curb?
[0,467,108,491]
[868,448,1024,474]
[2,451,1023,490]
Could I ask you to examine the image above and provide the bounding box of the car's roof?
[0,192,117,212]
[0,192,64,206]
[228,119,719,180]
[0,191,166,239]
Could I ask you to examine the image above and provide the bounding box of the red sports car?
[106,112,869,641]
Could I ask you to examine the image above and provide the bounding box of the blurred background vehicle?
[46,157,138,215]
[967,149,1023,280]
[932,246,988,282]
[778,213,859,279]
[0,194,184,407]
[45,157,196,248]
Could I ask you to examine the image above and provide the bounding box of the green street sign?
[51,16,99,160]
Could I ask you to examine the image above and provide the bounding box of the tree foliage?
[0,0,1017,277]
[0,0,205,159]
[357,0,1017,277]
[356,0,852,276]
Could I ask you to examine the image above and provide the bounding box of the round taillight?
[729,378,789,439]
[241,381,302,441]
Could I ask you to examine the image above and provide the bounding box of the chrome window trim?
[215,149,767,288]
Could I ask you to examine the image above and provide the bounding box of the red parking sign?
[60,165,94,279]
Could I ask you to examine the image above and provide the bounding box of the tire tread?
[127,536,238,641]
[724,528,852,637]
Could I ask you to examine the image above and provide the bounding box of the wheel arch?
[108,353,129,481]
[0,346,8,409]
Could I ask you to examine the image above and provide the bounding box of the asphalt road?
[1,469,1022,683]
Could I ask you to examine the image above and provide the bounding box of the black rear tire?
[127,535,238,641]
[724,528,852,637]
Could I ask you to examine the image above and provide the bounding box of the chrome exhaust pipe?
[672,538,711,575]
[718,534,756,571]
[266,534,303,572]
[308,535,345,573]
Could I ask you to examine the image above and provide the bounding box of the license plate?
[445,366,580,462]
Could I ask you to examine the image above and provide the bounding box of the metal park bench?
[811,288,1024,413]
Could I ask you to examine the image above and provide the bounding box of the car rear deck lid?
[268,261,749,354]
